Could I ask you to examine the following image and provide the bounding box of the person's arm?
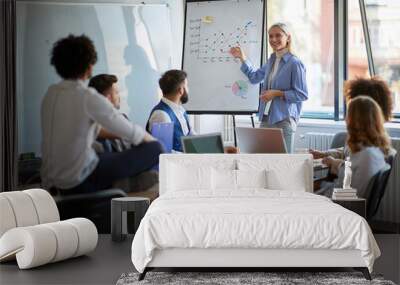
[97,128,120,140]
[240,61,267,84]
[322,156,344,175]
[85,91,150,145]
[326,147,345,159]
[230,47,267,84]
[309,149,328,159]
[309,147,345,159]
[97,125,156,143]
[282,60,308,103]
[224,146,239,153]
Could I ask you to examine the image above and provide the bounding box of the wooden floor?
[0,234,399,285]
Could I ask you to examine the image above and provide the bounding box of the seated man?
[310,76,394,176]
[41,35,163,194]
[147,69,193,152]
[88,73,158,195]
[147,69,237,153]
[88,74,130,152]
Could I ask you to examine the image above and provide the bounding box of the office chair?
[52,188,128,234]
[330,132,347,149]
[20,167,128,234]
[365,152,396,221]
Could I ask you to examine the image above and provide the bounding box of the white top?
[264,48,288,115]
[148,97,195,135]
[268,54,283,88]
[41,80,146,189]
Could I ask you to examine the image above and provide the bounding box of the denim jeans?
[260,116,297,153]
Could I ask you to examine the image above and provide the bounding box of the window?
[363,0,400,117]
[348,0,370,80]
[267,0,335,119]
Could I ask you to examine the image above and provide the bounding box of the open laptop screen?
[236,127,287,154]
[181,133,224,153]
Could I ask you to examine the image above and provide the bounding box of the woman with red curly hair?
[310,76,393,174]
[316,96,391,198]
[344,76,393,122]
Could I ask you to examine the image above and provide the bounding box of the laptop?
[236,127,287,153]
[151,122,174,153]
[181,133,224,153]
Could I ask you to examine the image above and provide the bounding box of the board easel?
[232,114,256,147]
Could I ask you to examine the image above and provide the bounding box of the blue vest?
[146,101,190,152]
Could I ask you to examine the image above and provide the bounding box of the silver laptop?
[181,133,224,153]
[236,127,287,153]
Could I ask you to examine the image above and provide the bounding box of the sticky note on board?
[202,16,214,24]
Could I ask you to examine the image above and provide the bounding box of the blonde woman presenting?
[230,23,308,153]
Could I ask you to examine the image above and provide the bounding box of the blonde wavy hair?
[346,96,391,155]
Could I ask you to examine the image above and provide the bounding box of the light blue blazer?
[240,52,308,124]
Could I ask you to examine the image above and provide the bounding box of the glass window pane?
[364,0,400,116]
[17,1,174,155]
[267,0,335,118]
[348,0,370,79]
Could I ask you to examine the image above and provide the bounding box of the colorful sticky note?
[202,16,214,24]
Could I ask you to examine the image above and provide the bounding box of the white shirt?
[41,80,146,189]
[148,97,195,135]
[264,48,288,115]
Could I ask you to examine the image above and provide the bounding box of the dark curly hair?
[159,70,187,95]
[344,76,393,121]
[50,34,97,79]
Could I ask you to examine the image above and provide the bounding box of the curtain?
[0,0,17,192]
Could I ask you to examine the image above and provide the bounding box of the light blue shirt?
[240,52,308,124]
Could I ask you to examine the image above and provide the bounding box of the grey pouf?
[111,197,149,242]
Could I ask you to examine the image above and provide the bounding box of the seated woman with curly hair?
[310,76,393,175]
[315,96,391,198]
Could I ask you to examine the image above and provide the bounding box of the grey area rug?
[116,272,396,285]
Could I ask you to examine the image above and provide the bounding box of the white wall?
[17,0,185,156]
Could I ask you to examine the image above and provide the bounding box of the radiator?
[304,132,336,151]
[223,115,234,143]
[305,132,400,223]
